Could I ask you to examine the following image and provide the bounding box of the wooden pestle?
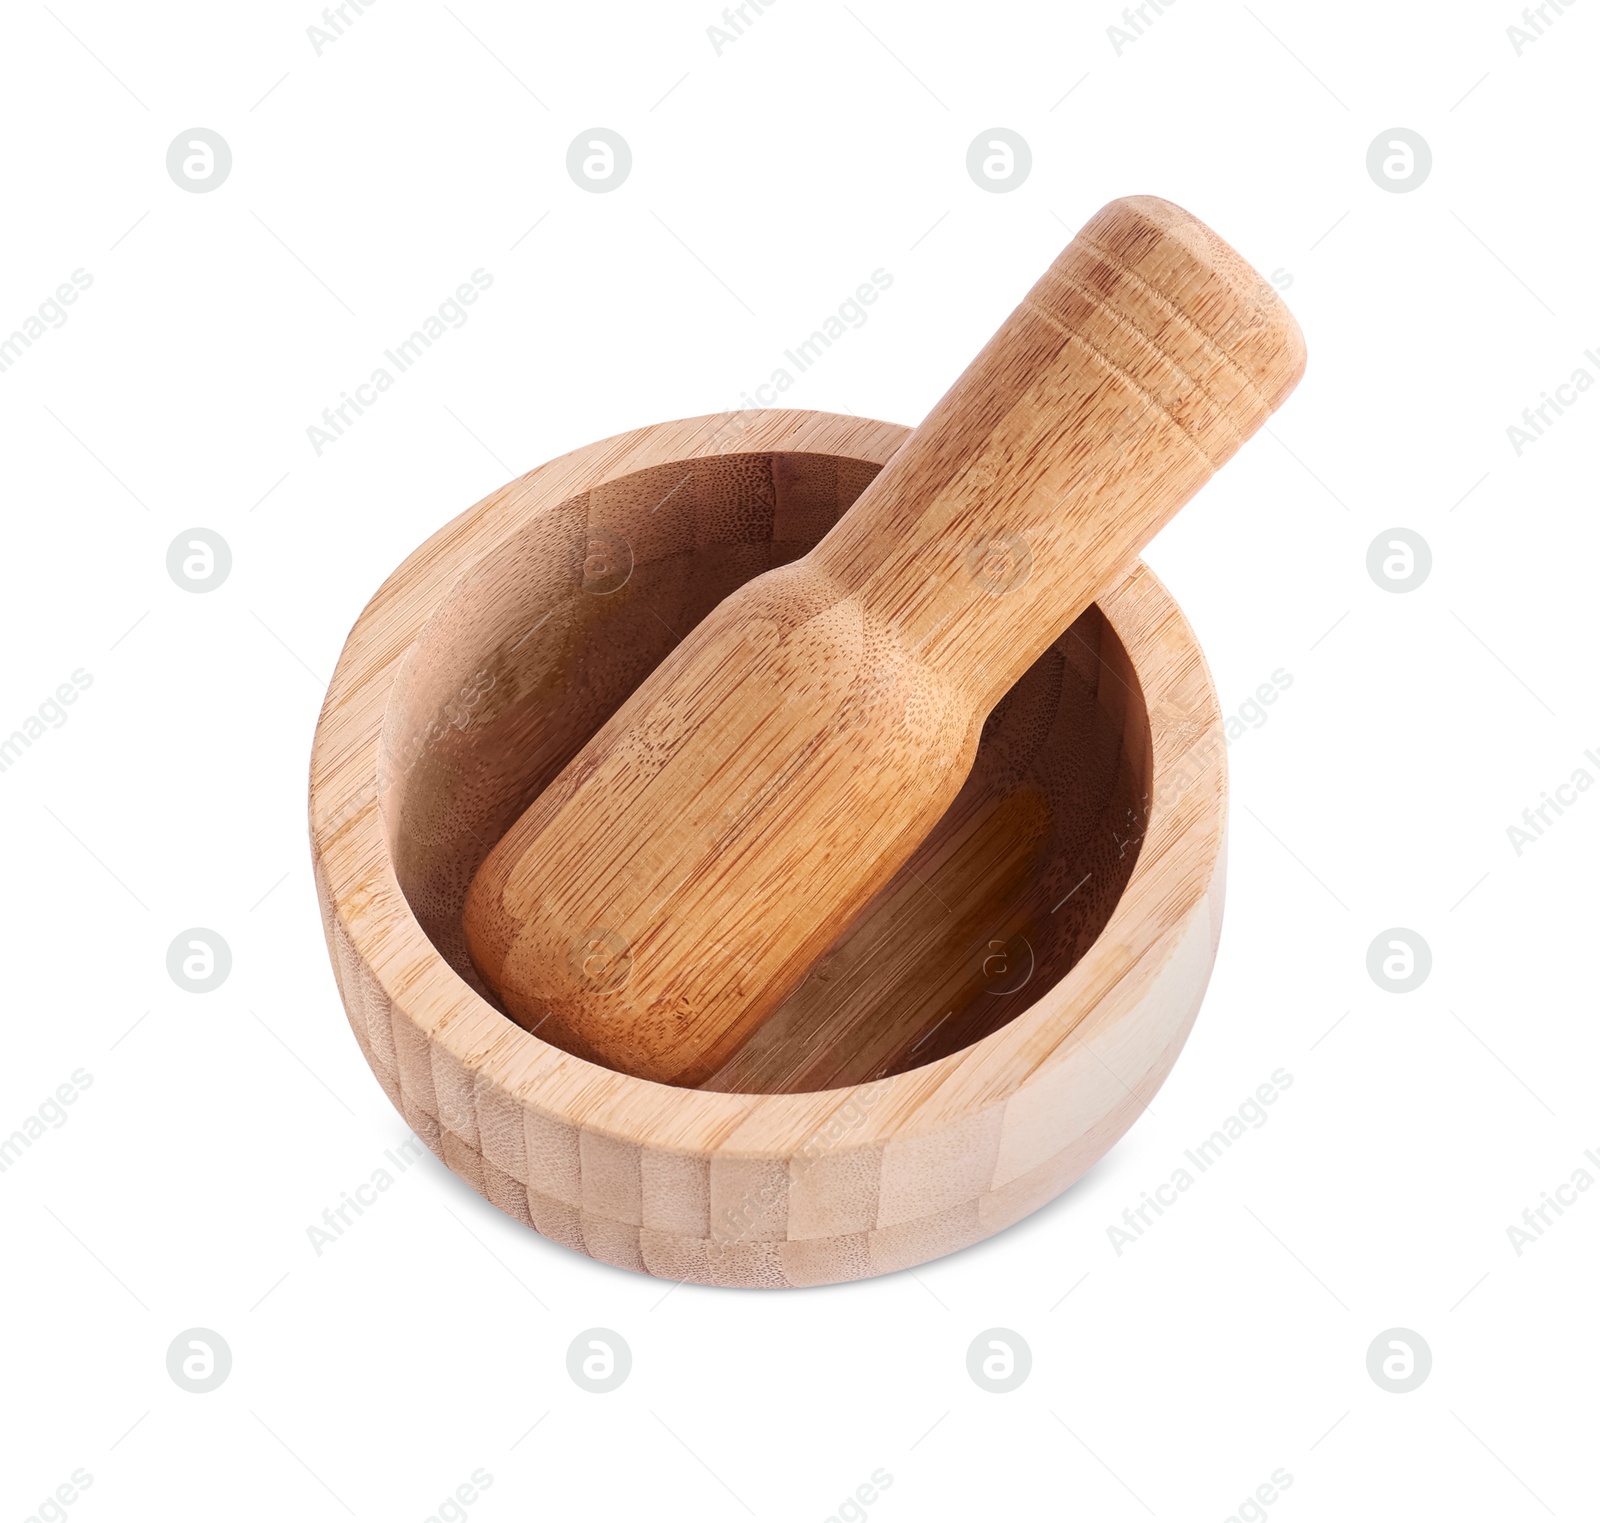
[464,195,1306,1085]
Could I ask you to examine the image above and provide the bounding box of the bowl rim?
[308,408,1226,1163]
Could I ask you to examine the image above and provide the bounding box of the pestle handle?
[464,196,1305,1085]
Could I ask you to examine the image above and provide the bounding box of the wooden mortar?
[309,408,1227,1289]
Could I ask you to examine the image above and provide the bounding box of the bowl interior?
[381,449,1152,1093]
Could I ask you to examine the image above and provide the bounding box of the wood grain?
[462,197,1301,1085]
[309,409,1229,1288]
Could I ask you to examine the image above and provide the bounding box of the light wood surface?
[463,197,1302,1085]
[309,409,1229,1288]
[704,601,1148,1094]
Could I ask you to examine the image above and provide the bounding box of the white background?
[2,1,1597,1518]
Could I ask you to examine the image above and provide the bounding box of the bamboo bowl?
[309,409,1227,1288]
